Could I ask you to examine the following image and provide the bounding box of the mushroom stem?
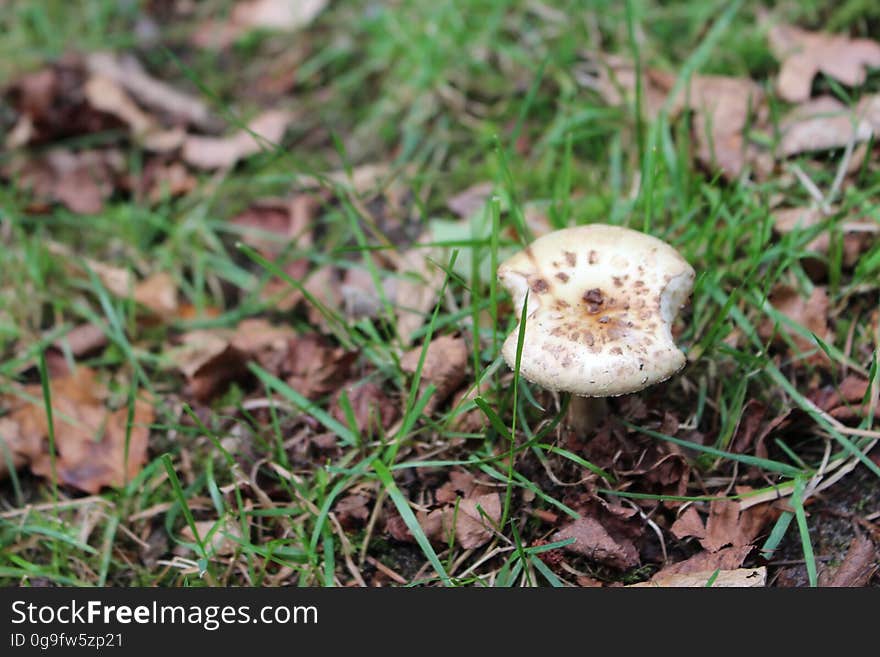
[565,395,608,438]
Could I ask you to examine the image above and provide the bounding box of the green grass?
[1,0,879,587]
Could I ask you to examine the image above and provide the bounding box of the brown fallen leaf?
[583,54,681,121]
[772,206,876,268]
[778,96,873,157]
[5,57,123,146]
[417,492,502,550]
[2,368,153,493]
[285,333,355,400]
[552,516,640,570]
[192,0,328,49]
[669,506,706,540]
[392,241,445,345]
[182,110,291,170]
[685,75,766,180]
[0,416,42,479]
[628,567,766,587]
[811,375,878,422]
[583,56,765,179]
[330,381,399,438]
[656,545,753,576]
[400,335,468,413]
[822,535,877,587]
[231,196,317,255]
[447,182,494,219]
[134,272,179,318]
[767,22,880,103]
[759,284,833,364]
[333,494,371,530]
[172,319,298,401]
[140,160,197,203]
[699,499,778,553]
[15,148,126,214]
[85,52,215,130]
[41,323,109,377]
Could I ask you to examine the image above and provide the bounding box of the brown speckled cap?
[497,224,695,397]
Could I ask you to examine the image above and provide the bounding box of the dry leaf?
[181,518,243,556]
[447,182,494,219]
[656,545,753,576]
[193,0,328,49]
[84,74,156,137]
[16,149,125,214]
[628,567,766,587]
[334,494,371,530]
[182,110,291,170]
[400,335,468,413]
[392,241,445,345]
[585,54,680,120]
[286,333,355,400]
[2,368,153,493]
[669,506,706,540]
[778,95,873,157]
[85,52,215,130]
[686,75,764,179]
[768,22,880,102]
[699,499,777,553]
[772,205,876,268]
[141,160,197,203]
[822,535,877,587]
[134,272,179,318]
[759,285,833,364]
[330,381,399,438]
[552,516,640,570]
[417,492,502,549]
[231,196,317,255]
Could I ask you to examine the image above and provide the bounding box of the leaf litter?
[3,5,880,588]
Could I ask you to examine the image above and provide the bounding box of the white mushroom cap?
[497,224,695,397]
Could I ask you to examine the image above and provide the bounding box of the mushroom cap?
[497,224,695,397]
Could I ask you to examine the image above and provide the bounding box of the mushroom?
[496,224,696,435]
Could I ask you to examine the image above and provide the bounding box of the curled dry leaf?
[182,110,291,170]
[552,516,640,570]
[193,0,328,49]
[1,368,153,494]
[628,567,766,588]
[767,22,880,103]
[400,335,468,413]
